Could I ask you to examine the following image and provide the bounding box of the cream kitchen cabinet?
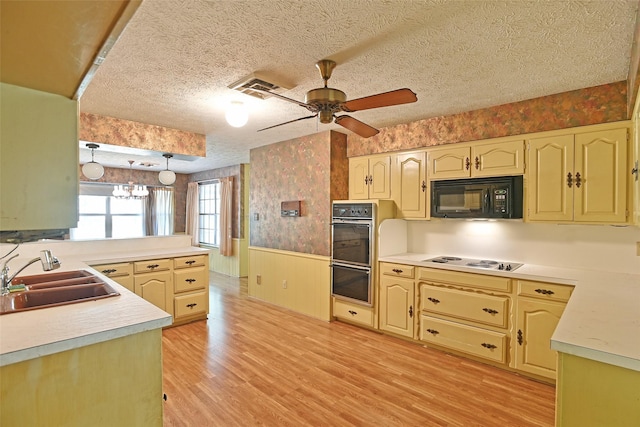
[134,258,173,316]
[391,151,429,219]
[417,268,512,365]
[427,139,524,180]
[379,263,415,338]
[173,255,209,324]
[526,127,628,223]
[333,299,375,327]
[349,155,391,199]
[93,262,134,292]
[514,280,573,380]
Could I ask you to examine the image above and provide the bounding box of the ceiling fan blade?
[334,115,379,138]
[257,114,318,132]
[342,88,417,112]
[250,86,314,111]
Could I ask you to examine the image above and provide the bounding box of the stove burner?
[431,259,448,263]
[480,260,498,265]
[466,262,492,268]
[441,257,462,261]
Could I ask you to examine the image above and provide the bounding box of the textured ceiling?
[79,0,638,174]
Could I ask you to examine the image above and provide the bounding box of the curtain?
[145,187,174,236]
[219,176,234,256]
[186,182,199,246]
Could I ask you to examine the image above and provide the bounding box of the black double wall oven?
[331,202,375,306]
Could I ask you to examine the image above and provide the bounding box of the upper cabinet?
[349,155,391,200]
[428,139,524,180]
[0,83,79,231]
[391,151,428,219]
[526,127,628,224]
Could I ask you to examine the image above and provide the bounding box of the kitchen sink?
[1,270,120,315]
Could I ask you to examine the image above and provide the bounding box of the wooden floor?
[162,273,555,426]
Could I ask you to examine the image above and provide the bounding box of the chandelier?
[113,160,149,199]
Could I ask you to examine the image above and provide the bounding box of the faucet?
[0,245,60,295]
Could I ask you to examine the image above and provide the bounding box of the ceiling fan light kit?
[254,59,417,138]
[81,143,105,180]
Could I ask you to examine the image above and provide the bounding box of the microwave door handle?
[484,189,490,212]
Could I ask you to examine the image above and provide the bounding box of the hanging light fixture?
[158,153,176,185]
[112,160,149,199]
[81,143,105,180]
[225,101,248,127]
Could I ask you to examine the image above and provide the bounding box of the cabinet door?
[368,156,391,199]
[392,151,427,218]
[526,134,574,221]
[472,140,524,177]
[349,157,370,200]
[379,275,414,338]
[134,271,171,313]
[428,146,470,179]
[574,128,628,223]
[515,297,566,379]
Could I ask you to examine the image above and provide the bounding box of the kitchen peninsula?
[0,235,209,426]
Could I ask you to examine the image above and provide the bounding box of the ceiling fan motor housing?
[305,87,346,123]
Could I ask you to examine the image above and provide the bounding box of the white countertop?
[379,253,640,372]
[0,245,209,367]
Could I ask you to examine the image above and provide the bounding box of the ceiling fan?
[255,59,417,138]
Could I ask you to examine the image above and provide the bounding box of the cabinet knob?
[481,343,497,350]
[427,297,440,304]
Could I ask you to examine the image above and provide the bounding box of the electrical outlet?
[282,280,287,289]
[256,274,261,285]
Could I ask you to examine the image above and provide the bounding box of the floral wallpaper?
[80,113,206,156]
[250,130,348,256]
[348,81,628,157]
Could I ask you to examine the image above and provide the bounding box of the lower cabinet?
[379,263,415,338]
[91,253,210,327]
[514,280,573,380]
[333,299,374,327]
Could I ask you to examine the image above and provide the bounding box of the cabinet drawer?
[93,262,132,278]
[133,258,172,273]
[418,268,511,292]
[420,284,509,328]
[419,315,507,364]
[517,280,573,303]
[333,300,374,327]
[381,263,415,278]
[174,255,207,270]
[174,266,207,293]
[174,291,208,318]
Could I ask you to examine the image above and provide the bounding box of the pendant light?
[81,143,104,180]
[113,160,149,199]
[158,153,176,185]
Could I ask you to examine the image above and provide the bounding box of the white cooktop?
[424,256,523,272]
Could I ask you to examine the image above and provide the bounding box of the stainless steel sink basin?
[1,270,120,315]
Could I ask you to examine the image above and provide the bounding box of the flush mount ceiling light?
[225,101,248,127]
[113,160,149,199]
[81,143,105,180]
[158,153,176,185]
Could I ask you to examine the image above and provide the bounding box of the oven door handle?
[329,262,371,272]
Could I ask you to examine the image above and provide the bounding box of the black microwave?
[431,176,523,219]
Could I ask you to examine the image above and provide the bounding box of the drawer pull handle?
[185,260,196,265]
[186,303,198,309]
[481,343,497,350]
[147,264,160,270]
[426,329,439,335]
[567,172,573,188]
[482,308,499,315]
[185,278,196,283]
[427,297,440,304]
[465,157,470,170]
[348,310,358,316]
[517,329,523,346]
[409,305,413,318]
[534,288,555,295]
[575,172,582,188]
[474,156,480,170]
[101,269,116,274]
[392,268,403,274]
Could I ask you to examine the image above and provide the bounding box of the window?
[70,184,145,239]
[198,181,220,246]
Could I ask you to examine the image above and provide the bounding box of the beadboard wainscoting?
[207,238,248,277]
[248,247,331,321]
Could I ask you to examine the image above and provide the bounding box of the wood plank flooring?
[162,273,555,426]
